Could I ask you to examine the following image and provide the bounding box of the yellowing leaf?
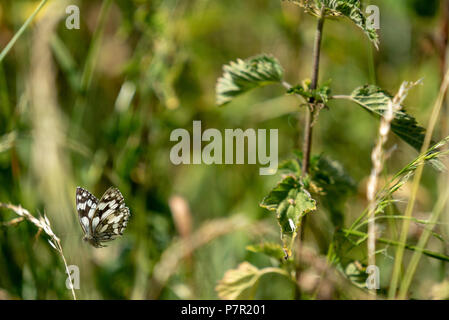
[215,262,261,300]
[216,262,292,299]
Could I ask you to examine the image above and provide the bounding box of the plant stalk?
[388,68,449,299]
[397,180,449,298]
[0,0,49,63]
[296,10,325,299]
[343,229,449,262]
[301,12,325,175]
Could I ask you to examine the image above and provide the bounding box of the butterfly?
[76,186,130,248]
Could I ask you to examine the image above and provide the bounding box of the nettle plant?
[214,0,449,299]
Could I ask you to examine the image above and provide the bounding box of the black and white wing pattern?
[94,187,130,243]
[76,186,130,248]
[76,187,99,238]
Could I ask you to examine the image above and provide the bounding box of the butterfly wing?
[76,187,100,237]
[95,207,130,242]
[93,187,130,244]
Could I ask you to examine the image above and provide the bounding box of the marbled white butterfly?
[76,186,130,248]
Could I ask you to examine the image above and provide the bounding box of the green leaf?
[310,155,357,227]
[246,242,286,260]
[215,262,261,300]
[344,261,368,288]
[287,80,331,104]
[260,175,316,257]
[279,153,356,227]
[349,85,427,151]
[286,0,379,48]
[278,158,302,176]
[216,54,284,106]
[322,0,379,48]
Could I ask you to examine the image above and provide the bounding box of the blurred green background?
[0,0,447,299]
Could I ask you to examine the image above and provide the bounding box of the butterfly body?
[83,234,103,248]
[76,187,130,248]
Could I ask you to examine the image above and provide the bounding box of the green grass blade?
[342,229,449,262]
[0,0,49,63]
[397,182,449,298]
[389,69,449,299]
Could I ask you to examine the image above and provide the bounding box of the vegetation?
[0,0,449,300]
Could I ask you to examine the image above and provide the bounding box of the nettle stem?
[296,11,325,299]
[302,12,325,175]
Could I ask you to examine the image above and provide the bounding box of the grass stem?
[388,68,449,299]
[0,0,49,63]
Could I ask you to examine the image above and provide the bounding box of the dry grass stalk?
[29,0,74,230]
[366,80,420,295]
[0,203,76,300]
[148,215,272,299]
[168,195,194,280]
[169,195,193,240]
